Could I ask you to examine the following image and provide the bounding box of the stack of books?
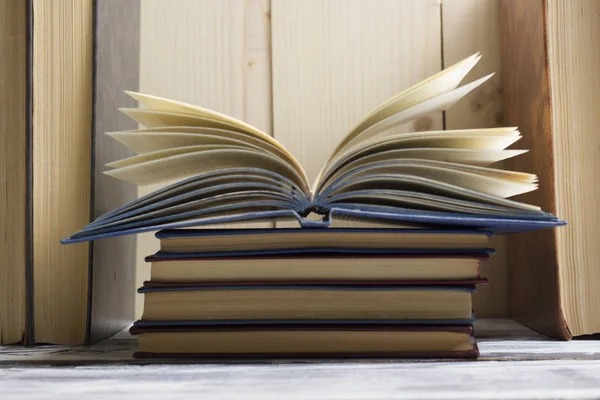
[63,53,564,358]
[129,228,491,358]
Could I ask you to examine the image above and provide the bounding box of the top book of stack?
[62,53,565,244]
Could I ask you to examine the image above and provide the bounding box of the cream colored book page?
[319,127,523,186]
[108,129,281,156]
[33,0,93,344]
[119,109,291,157]
[116,108,307,180]
[327,165,536,198]
[322,149,528,189]
[443,0,507,317]
[0,0,27,344]
[342,53,481,144]
[330,72,494,159]
[105,148,308,194]
[138,0,273,317]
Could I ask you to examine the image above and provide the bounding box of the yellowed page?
[109,129,273,154]
[126,90,268,138]
[325,175,540,212]
[344,53,481,141]
[326,164,537,199]
[327,192,534,215]
[323,149,529,189]
[105,148,309,194]
[319,127,523,186]
[106,144,253,169]
[120,108,308,186]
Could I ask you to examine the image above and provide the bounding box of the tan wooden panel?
[271,0,442,186]
[442,0,507,317]
[90,0,140,343]
[137,0,272,317]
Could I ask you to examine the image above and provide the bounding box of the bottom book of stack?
[130,228,492,359]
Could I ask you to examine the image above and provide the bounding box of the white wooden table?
[1,319,600,399]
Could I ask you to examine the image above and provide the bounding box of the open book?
[62,53,564,244]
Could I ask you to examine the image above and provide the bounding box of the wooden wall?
[138,0,506,318]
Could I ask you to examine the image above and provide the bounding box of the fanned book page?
[62,53,565,244]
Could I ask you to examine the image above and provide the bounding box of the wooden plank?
[0,319,574,365]
[271,0,442,186]
[4,334,600,399]
[137,0,273,318]
[442,0,508,318]
[90,0,140,343]
[499,0,569,340]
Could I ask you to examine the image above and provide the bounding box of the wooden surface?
[546,0,600,337]
[3,359,600,399]
[135,0,509,318]
[1,320,600,399]
[499,0,569,339]
[442,0,507,317]
[3,360,600,399]
[137,0,273,318]
[0,0,28,344]
[0,319,593,365]
[271,0,442,184]
[90,0,140,343]
[32,0,94,345]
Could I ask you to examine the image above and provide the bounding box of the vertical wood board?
[271,0,443,185]
[91,0,140,343]
[442,0,508,317]
[138,0,273,318]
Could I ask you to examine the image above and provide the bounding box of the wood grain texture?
[0,0,28,344]
[442,0,507,318]
[547,0,600,337]
[138,0,273,318]
[0,319,593,365]
[90,0,140,343]
[271,0,443,185]
[499,0,569,339]
[3,320,600,400]
[32,0,94,345]
[3,361,600,399]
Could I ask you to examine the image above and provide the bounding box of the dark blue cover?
[147,227,494,257]
[61,205,566,244]
[132,316,476,328]
[137,284,478,294]
[154,226,494,238]
[150,247,495,259]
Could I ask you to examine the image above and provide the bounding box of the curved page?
[104,148,310,194]
[321,164,537,199]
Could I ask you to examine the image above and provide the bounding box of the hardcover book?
[130,324,479,359]
[500,0,600,339]
[62,53,565,245]
[0,0,139,345]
